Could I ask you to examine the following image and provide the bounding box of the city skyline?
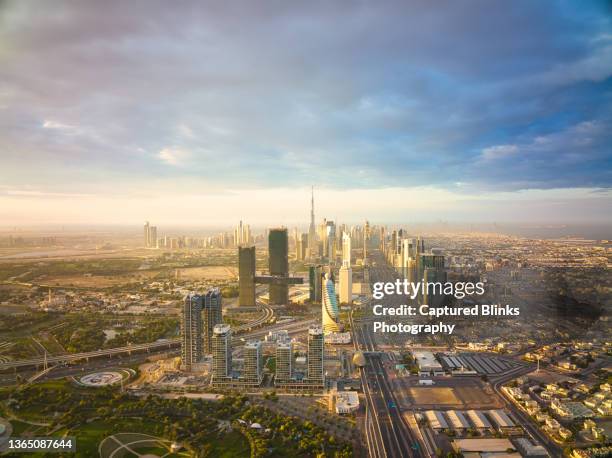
[0,3,610,457]
[1,1,611,225]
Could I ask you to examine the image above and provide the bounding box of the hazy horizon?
[1,220,610,241]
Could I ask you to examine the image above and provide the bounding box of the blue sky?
[0,1,611,225]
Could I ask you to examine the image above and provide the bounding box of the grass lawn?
[67,419,250,458]
[8,419,38,436]
[207,430,250,457]
[66,418,161,457]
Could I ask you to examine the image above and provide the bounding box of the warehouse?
[447,410,470,431]
[452,438,517,455]
[466,410,492,430]
[488,409,515,430]
[425,410,449,430]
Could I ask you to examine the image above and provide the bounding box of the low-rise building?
[452,438,517,455]
[551,400,594,419]
[412,351,444,376]
[514,438,549,458]
[333,391,359,414]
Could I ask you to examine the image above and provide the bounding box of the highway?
[370,249,563,458]
[355,323,425,458]
[1,304,281,371]
[351,298,426,458]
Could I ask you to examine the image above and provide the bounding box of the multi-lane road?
[356,323,426,458]
[351,278,426,458]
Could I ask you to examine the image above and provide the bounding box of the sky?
[1,0,611,226]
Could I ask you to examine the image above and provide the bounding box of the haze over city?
[1,2,612,458]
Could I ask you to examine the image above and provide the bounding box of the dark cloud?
[0,0,611,194]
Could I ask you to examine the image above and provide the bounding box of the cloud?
[470,120,612,190]
[480,144,519,162]
[157,147,190,166]
[0,0,611,223]
[42,120,76,131]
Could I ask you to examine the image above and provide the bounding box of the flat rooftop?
[412,350,442,369]
[453,438,514,453]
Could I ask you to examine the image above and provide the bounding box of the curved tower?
[322,272,340,333]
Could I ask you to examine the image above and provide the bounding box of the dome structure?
[352,351,366,367]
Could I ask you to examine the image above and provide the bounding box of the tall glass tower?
[181,293,202,371]
[268,228,288,304]
[322,272,340,333]
[203,288,223,353]
[238,246,256,306]
[307,325,324,383]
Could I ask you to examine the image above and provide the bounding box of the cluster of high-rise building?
[234,220,251,246]
[382,230,447,306]
[143,221,158,248]
[180,288,223,371]
[180,188,371,389]
[237,227,303,307]
[143,220,263,250]
[210,324,325,390]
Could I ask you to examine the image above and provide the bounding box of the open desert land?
[176,266,237,280]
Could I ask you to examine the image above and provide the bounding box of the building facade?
[181,293,203,371]
[238,246,256,307]
[212,324,232,383]
[307,326,324,384]
[203,288,223,353]
[275,341,293,382]
[322,272,340,333]
[242,340,263,386]
[268,228,289,304]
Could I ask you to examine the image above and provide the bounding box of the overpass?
[0,308,319,372]
[0,304,275,371]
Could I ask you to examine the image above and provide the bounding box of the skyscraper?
[418,252,443,280]
[307,325,324,384]
[149,226,158,249]
[404,257,417,283]
[401,238,414,279]
[325,221,336,261]
[212,324,232,382]
[234,220,251,246]
[268,228,289,305]
[423,267,448,308]
[203,288,223,353]
[242,340,263,385]
[243,223,251,245]
[181,293,202,371]
[341,232,351,266]
[275,341,293,382]
[297,233,308,261]
[293,227,299,258]
[144,221,150,248]
[308,186,317,260]
[238,246,256,307]
[309,264,323,303]
[364,220,370,263]
[339,263,352,305]
[322,272,340,333]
